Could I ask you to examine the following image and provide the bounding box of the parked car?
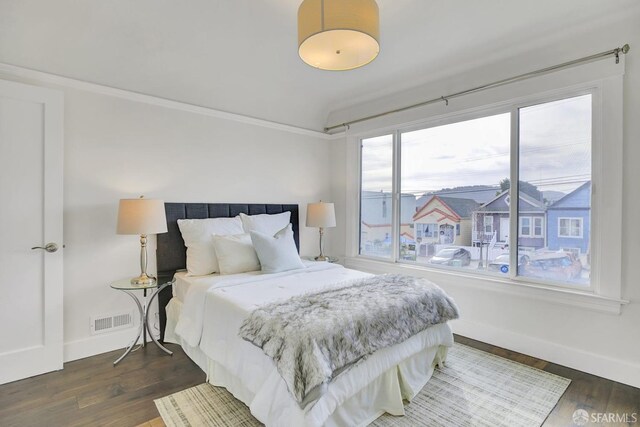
[429,247,471,266]
[521,251,582,281]
[488,253,530,274]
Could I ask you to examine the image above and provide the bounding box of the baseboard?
[63,327,157,363]
[451,318,640,389]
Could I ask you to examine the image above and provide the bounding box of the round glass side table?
[109,278,174,365]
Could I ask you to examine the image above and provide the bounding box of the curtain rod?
[324,44,630,133]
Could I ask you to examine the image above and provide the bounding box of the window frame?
[533,217,544,237]
[558,217,584,238]
[347,69,624,310]
[519,216,532,237]
[484,215,494,234]
[509,91,598,291]
[360,94,596,289]
[518,215,544,238]
[425,223,438,237]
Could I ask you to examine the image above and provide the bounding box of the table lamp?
[306,201,336,261]
[117,196,168,285]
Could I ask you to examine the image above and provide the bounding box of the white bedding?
[172,270,191,302]
[171,261,454,427]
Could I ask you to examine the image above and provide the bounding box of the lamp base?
[130,273,156,286]
[314,255,329,261]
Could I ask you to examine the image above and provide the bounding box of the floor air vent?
[91,312,134,335]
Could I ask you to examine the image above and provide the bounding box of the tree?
[498,178,542,201]
[498,178,510,193]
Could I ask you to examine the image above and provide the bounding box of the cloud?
[362,95,591,195]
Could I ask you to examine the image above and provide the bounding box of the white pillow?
[212,233,261,275]
[250,224,305,274]
[240,211,291,236]
[177,216,244,276]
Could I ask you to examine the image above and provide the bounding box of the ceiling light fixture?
[298,0,380,71]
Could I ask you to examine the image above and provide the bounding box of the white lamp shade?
[306,202,336,228]
[117,198,168,235]
[298,0,380,71]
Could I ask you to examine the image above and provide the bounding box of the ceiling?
[0,0,637,132]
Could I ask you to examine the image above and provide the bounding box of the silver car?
[429,247,471,266]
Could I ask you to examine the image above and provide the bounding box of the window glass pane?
[484,216,493,233]
[518,94,591,286]
[572,219,582,237]
[400,113,511,273]
[559,219,569,236]
[360,135,393,258]
[520,217,531,236]
[534,217,543,236]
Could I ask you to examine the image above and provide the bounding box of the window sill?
[343,256,628,314]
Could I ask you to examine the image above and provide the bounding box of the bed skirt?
[164,297,450,427]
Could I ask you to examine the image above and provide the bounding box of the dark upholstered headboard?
[156,203,300,341]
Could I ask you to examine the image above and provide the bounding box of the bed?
[156,203,456,427]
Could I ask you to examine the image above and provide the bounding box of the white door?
[0,79,64,384]
[500,217,510,242]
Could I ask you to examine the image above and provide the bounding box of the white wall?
[329,14,640,387]
[0,72,333,361]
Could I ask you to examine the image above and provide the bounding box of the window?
[424,223,438,237]
[518,94,591,286]
[519,216,543,237]
[534,217,544,237]
[558,218,583,238]
[484,216,493,233]
[358,93,597,288]
[399,113,511,271]
[519,217,531,237]
[359,135,393,258]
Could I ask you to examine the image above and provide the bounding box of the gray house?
[472,190,546,249]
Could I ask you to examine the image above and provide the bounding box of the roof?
[413,195,479,221]
[478,190,546,212]
[548,181,591,210]
[437,196,480,218]
[416,186,498,207]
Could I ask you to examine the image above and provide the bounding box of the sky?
[361,94,592,198]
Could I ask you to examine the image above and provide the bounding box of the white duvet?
[173,261,453,426]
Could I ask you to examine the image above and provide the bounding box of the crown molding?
[0,62,345,140]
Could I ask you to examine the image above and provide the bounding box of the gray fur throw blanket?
[239,274,459,409]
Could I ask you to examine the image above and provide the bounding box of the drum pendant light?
[298,0,380,71]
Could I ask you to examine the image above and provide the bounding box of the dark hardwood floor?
[0,343,205,427]
[1,336,637,427]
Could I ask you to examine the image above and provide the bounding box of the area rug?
[154,343,570,427]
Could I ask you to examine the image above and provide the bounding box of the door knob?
[31,243,59,253]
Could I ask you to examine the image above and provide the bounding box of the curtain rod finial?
[616,44,630,64]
